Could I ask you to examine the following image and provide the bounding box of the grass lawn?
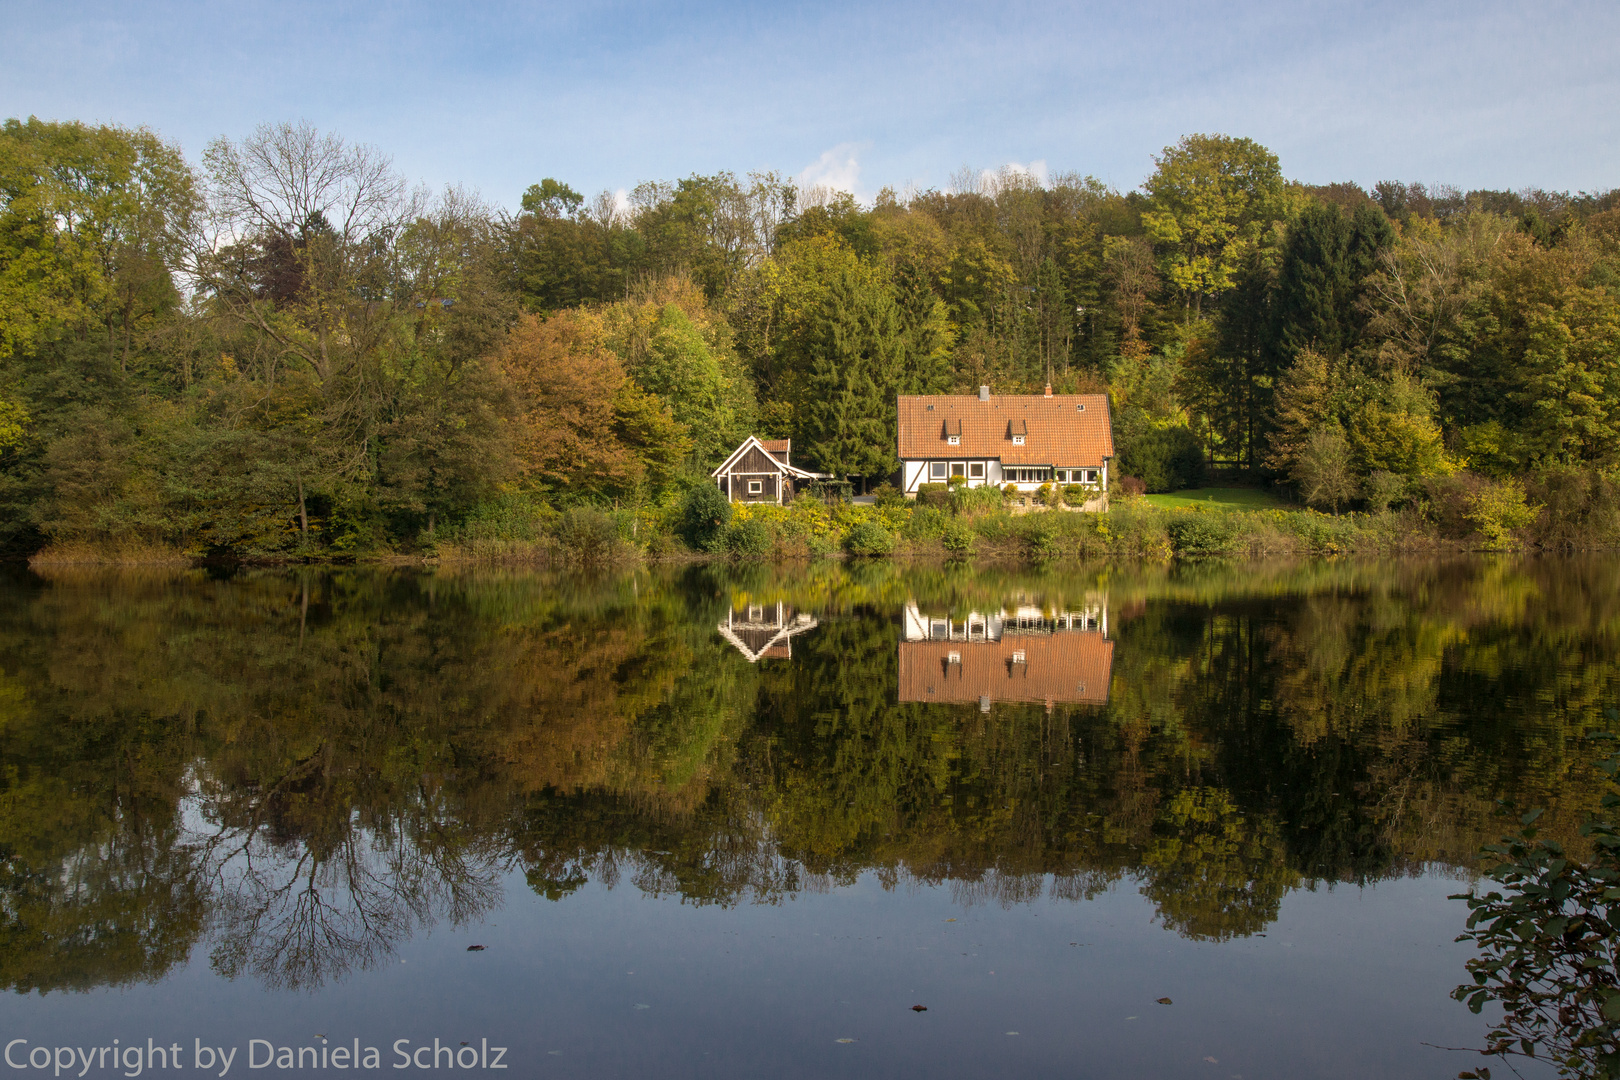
[1141,486,1297,511]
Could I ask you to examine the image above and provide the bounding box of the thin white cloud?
[797,142,865,204]
[993,159,1048,186]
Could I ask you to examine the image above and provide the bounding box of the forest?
[3,117,1619,560]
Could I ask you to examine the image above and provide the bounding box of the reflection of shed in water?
[897,600,1112,710]
[718,601,819,662]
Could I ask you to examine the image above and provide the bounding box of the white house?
[896,385,1114,505]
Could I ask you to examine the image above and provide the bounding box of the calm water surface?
[3,557,1619,1078]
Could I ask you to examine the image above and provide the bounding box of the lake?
[3,557,1617,1078]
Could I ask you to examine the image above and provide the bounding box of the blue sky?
[4,0,1617,210]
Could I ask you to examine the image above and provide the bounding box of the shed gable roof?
[711,436,831,480]
[897,393,1113,465]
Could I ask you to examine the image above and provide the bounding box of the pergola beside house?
[896,385,1114,507]
[711,436,830,504]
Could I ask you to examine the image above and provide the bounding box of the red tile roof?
[897,633,1113,706]
[897,393,1114,466]
[760,438,791,460]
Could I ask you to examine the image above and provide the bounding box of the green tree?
[1292,426,1356,512]
[1271,200,1395,362]
[801,268,907,482]
[1142,134,1288,321]
[631,304,731,464]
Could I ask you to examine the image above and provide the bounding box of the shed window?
[747,480,763,494]
[929,461,948,480]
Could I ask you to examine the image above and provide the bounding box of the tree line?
[2,117,1618,557]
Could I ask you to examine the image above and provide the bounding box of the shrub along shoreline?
[28,468,1620,568]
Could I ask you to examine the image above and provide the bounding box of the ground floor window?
[747,479,763,495]
[950,461,966,478]
[1005,467,1051,484]
[929,461,948,480]
[968,462,985,479]
[1055,468,1100,484]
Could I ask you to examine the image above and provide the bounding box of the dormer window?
[943,418,962,441]
[948,435,960,445]
[1076,403,1086,412]
[1007,418,1028,444]
[1012,435,1025,445]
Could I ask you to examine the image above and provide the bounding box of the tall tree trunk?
[297,475,309,544]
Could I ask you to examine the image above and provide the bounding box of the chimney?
[1044,384,1053,398]
[978,385,990,402]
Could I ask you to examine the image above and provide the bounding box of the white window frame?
[1011,435,1025,445]
[929,461,948,480]
[967,462,985,479]
[947,435,961,446]
[947,651,961,664]
[950,461,966,478]
[1011,650,1026,664]
[747,479,763,495]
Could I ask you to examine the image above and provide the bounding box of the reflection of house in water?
[898,600,1113,710]
[719,601,819,662]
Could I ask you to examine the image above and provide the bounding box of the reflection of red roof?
[898,634,1113,706]
[897,394,1114,466]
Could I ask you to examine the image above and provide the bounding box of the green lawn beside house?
[1142,487,1296,511]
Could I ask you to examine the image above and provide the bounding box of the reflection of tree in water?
[201,784,504,991]
[4,558,1620,992]
[0,821,207,994]
[1140,788,1294,941]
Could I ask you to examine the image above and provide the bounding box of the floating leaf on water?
[911,1005,928,1012]
[945,918,957,922]
[1203,1056,1217,1063]
[834,1039,856,1044]
[1157,997,1173,1005]
[633,1004,651,1010]
[466,945,486,952]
